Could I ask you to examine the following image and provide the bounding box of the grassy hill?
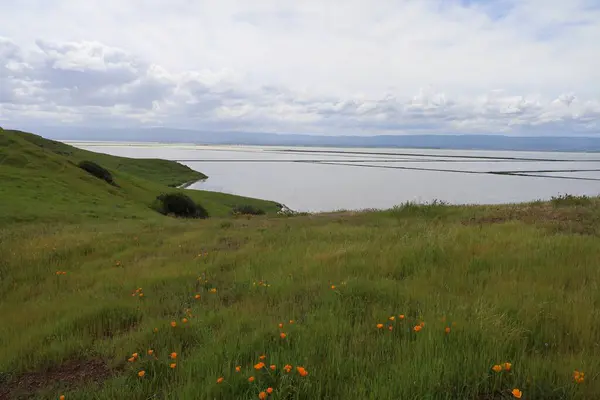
[1,128,600,400]
[0,128,281,224]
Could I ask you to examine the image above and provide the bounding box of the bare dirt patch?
[0,358,113,400]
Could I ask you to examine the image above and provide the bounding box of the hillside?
[0,128,281,224]
[1,129,600,400]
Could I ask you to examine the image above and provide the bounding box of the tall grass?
[2,201,600,399]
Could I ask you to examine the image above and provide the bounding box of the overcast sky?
[1,0,599,136]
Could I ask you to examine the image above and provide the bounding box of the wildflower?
[132,353,139,359]
[182,318,188,323]
[492,365,502,373]
[259,392,267,400]
[128,357,135,362]
[388,325,393,331]
[331,285,336,290]
[235,366,241,372]
[170,363,177,369]
[171,321,177,327]
[284,364,292,373]
[170,352,177,360]
[574,370,585,383]
[414,325,422,332]
[254,362,265,370]
[270,364,276,370]
[259,354,266,360]
[217,377,224,384]
[138,370,145,377]
[296,366,308,377]
[139,293,144,298]
[60,396,65,400]
[445,327,451,334]
[209,288,217,293]
[153,327,158,333]
[278,323,284,329]
[267,387,274,394]
[289,320,295,324]
[376,323,384,329]
[248,376,255,382]
[419,321,425,327]
[280,332,287,339]
[503,362,512,371]
[389,316,395,321]
[511,388,522,398]
[194,294,201,299]
[399,314,405,319]
[147,349,154,355]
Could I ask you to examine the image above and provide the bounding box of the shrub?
[78,161,116,186]
[550,194,592,207]
[154,193,209,219]
[232,205,265,216]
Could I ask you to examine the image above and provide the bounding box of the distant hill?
[15,126,600,152]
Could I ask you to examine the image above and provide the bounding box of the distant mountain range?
[13,126,600,152]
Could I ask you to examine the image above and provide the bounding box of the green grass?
[1,129,600,399]
[0,128,281,224]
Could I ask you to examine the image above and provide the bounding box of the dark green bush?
[154,193,209,219]
[78,161,116,186]
[232,205,265,216]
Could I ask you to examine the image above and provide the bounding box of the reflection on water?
[70,142,600,212]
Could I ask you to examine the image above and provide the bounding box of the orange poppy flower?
[503,362,512,371]
[132,353,139,358]
[171,321,177,327]
[147,349,154,355]
[259,355,266,360]
[270,364,276,370]
[254,362,265,370]
[388,325,393,331]
[194,294,201,299]
[280,332,287,339]
[138,370,145,377]
[331,285,336,289]
[153,327,158,333]
[267,387,273,394]
[278,323,283,328]
[248,376,255,382]
[289,320,295,324]
[376,324,384,329]
[399,314,405,319]
[258,392,267,400]
[414,325,422,332]
[59,396,65,400]
[217,377,224,384]
[296,366,308,377]
[170,352,177,359]
[283,364,292,373]
[511,388,522,398]
[170,363,176,369]
[235,366,241,372]
[209,288,217,293]
[492,365,502,373]
[128,357,135,362]
[389,316,395,321]
[445,327,451,334]
[182,318,188,323]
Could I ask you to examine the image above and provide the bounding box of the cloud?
[0,0,599,135]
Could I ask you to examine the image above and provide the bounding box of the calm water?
[70,142,600,212]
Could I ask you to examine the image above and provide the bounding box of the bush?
[232,205,265,216]
[78,161,116,186]
[154,193,209,219]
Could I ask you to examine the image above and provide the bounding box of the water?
[69,142,600,212]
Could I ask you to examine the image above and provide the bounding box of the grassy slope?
[2,129,600,399]
[0,129,281,224]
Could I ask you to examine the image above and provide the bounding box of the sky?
[1,0,600,136]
